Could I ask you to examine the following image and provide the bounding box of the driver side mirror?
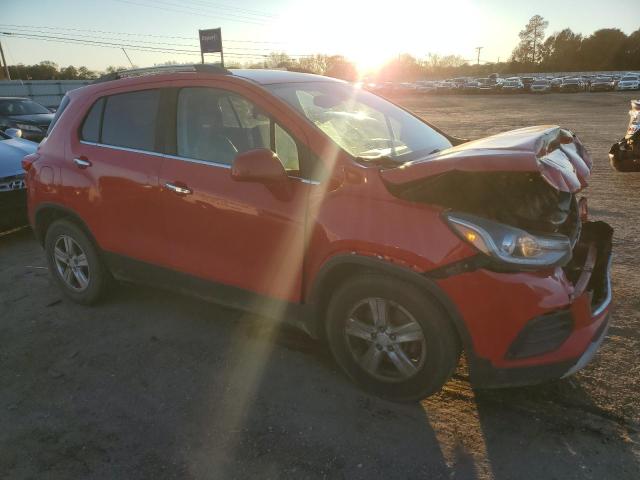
[231,148,288,184]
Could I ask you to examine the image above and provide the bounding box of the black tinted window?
[102,90,160,151]
[80,98,104,142]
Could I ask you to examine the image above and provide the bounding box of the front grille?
[0,174,26,192]
[506,311,574,359]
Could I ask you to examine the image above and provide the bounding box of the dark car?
[521,77,535,91]
[0,97,55,142]
[0,129,38,231]
[560,78,584,93]
[25,65,612,400]
[476,78,495,93]
[590,77,614,92]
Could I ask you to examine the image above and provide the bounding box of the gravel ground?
[0,91,638,479]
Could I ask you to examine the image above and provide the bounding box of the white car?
[616,75,640,91]
[530,79,552,93]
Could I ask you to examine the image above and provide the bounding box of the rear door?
[68,89,166,264]
[158,84,311,302]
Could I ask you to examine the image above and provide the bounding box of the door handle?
[165,182,192,195]
[73,158,91,168]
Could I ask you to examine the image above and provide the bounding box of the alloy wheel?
[344,298,427,382]
[53,234,90,291]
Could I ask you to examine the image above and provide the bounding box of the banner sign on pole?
[199,28,224,67]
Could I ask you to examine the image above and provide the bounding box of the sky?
[0,0,638,72]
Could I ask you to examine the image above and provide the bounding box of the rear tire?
[44,219,110,304]
[325,273,460,401]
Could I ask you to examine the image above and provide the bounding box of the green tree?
[324,55,357,81]
[622,29,640,70]
[512,15,549,65]
[540,29,583,71]
[581,28,628,70]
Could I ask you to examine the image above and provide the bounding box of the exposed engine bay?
[390,170,580,241]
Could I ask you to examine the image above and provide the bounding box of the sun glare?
[274,0,484,73]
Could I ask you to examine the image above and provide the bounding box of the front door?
[159,85,310,303]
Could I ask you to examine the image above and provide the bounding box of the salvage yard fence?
[0,80,91,108]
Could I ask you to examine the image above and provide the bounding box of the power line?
[130,0,273,23]
[0,27,292,53]
[177,0,278,19]
[113,0,267,26]
[0,24,287,44]
[0,31,312,59]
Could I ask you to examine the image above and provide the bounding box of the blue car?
[0,129,38,231]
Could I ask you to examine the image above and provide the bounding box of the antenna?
[121,48,134,68]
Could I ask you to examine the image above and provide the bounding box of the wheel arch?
[34,203,99,249]
[305,254,475,353]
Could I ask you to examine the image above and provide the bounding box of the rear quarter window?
[80,98,105,143]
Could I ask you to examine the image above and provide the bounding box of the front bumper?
[437,221,613,388]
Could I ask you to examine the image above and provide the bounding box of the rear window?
[101,90,160,151]
[46,95,70,136]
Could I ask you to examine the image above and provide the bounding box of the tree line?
[3,16,639,82]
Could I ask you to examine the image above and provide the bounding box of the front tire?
[326,274,461,401]
[44,219,110,304]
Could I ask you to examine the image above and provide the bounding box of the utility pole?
[0,41,10,80]
[475,46,483,66]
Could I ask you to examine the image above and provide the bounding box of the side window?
[275,124,300,171]
[177,87,239,165]
[80,98,104,143]
[176,87,300,172]
[101,90,160,151]
[227,94,270,149]
[219,97,240,128]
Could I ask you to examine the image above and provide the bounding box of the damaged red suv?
[24,65,613,400]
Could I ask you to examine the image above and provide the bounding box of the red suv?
[24,65,613,400]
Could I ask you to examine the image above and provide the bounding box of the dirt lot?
[1,91,638,479]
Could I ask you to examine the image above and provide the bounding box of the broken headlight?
[445,212,571,269]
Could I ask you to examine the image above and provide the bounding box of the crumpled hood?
[0,137,38,178]
[380,125,592,193]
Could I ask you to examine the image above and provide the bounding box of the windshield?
[621,76,638,81]
[533,80,548,85]
[267,82,452,162]
[0,99,51,116]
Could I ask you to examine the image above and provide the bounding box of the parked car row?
[367,72,640,95]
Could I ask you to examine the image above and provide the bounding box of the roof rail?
[92,63,230,84]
